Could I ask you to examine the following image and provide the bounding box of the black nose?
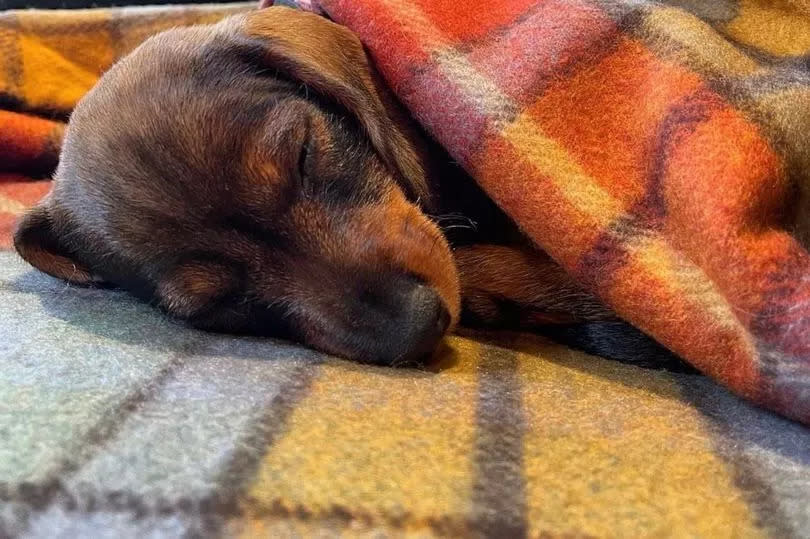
[349,274,450,366]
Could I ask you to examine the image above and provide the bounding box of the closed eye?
[220,213,290,250]
[298,134,313,196]
[298,139,309,178]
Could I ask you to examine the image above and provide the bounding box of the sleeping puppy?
[13,7,689,370]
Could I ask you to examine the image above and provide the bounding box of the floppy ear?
[13,198,97,285]
[240,7,431,204]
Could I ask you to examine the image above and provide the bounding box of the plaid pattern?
[1,4,810,537]
[2,251,810,537]
[281,0,810,426]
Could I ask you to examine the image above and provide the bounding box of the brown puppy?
[13,8,686,369]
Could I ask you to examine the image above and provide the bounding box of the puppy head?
[14,8,460,365]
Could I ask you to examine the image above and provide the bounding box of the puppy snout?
[350,274,450,366]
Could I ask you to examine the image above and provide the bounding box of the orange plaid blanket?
[282,0,810,425]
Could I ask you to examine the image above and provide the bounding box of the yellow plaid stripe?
[239,335,762,536]
[242,337,481,533]
[514,336,761,537]
[2,4,253,114]
[0,193,26,214]
[725,0,810,57]
[502,112,625,229]
[641,6,762,76]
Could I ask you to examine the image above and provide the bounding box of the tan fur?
[455,245,614,326]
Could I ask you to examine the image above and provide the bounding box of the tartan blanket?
[280,0,810,426]
[2,3,810,537]
[3,251,810,537]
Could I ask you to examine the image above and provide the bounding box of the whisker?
[428,213,478,230]
[440,223,476,231]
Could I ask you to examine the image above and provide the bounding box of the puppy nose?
[358,274,450,366]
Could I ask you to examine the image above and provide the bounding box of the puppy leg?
[455,244,696,372]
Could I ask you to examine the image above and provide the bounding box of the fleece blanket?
[267,0,810,426]
[1,3,810,537]
[2,250,810,537]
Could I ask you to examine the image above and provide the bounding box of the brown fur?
[455,245,614,327]
[13,7,634,366]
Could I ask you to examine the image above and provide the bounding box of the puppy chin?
[291,274,451,366]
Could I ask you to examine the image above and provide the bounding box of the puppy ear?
[157,260,238,318]
[13,198,97,285]
[240,7,431,203]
